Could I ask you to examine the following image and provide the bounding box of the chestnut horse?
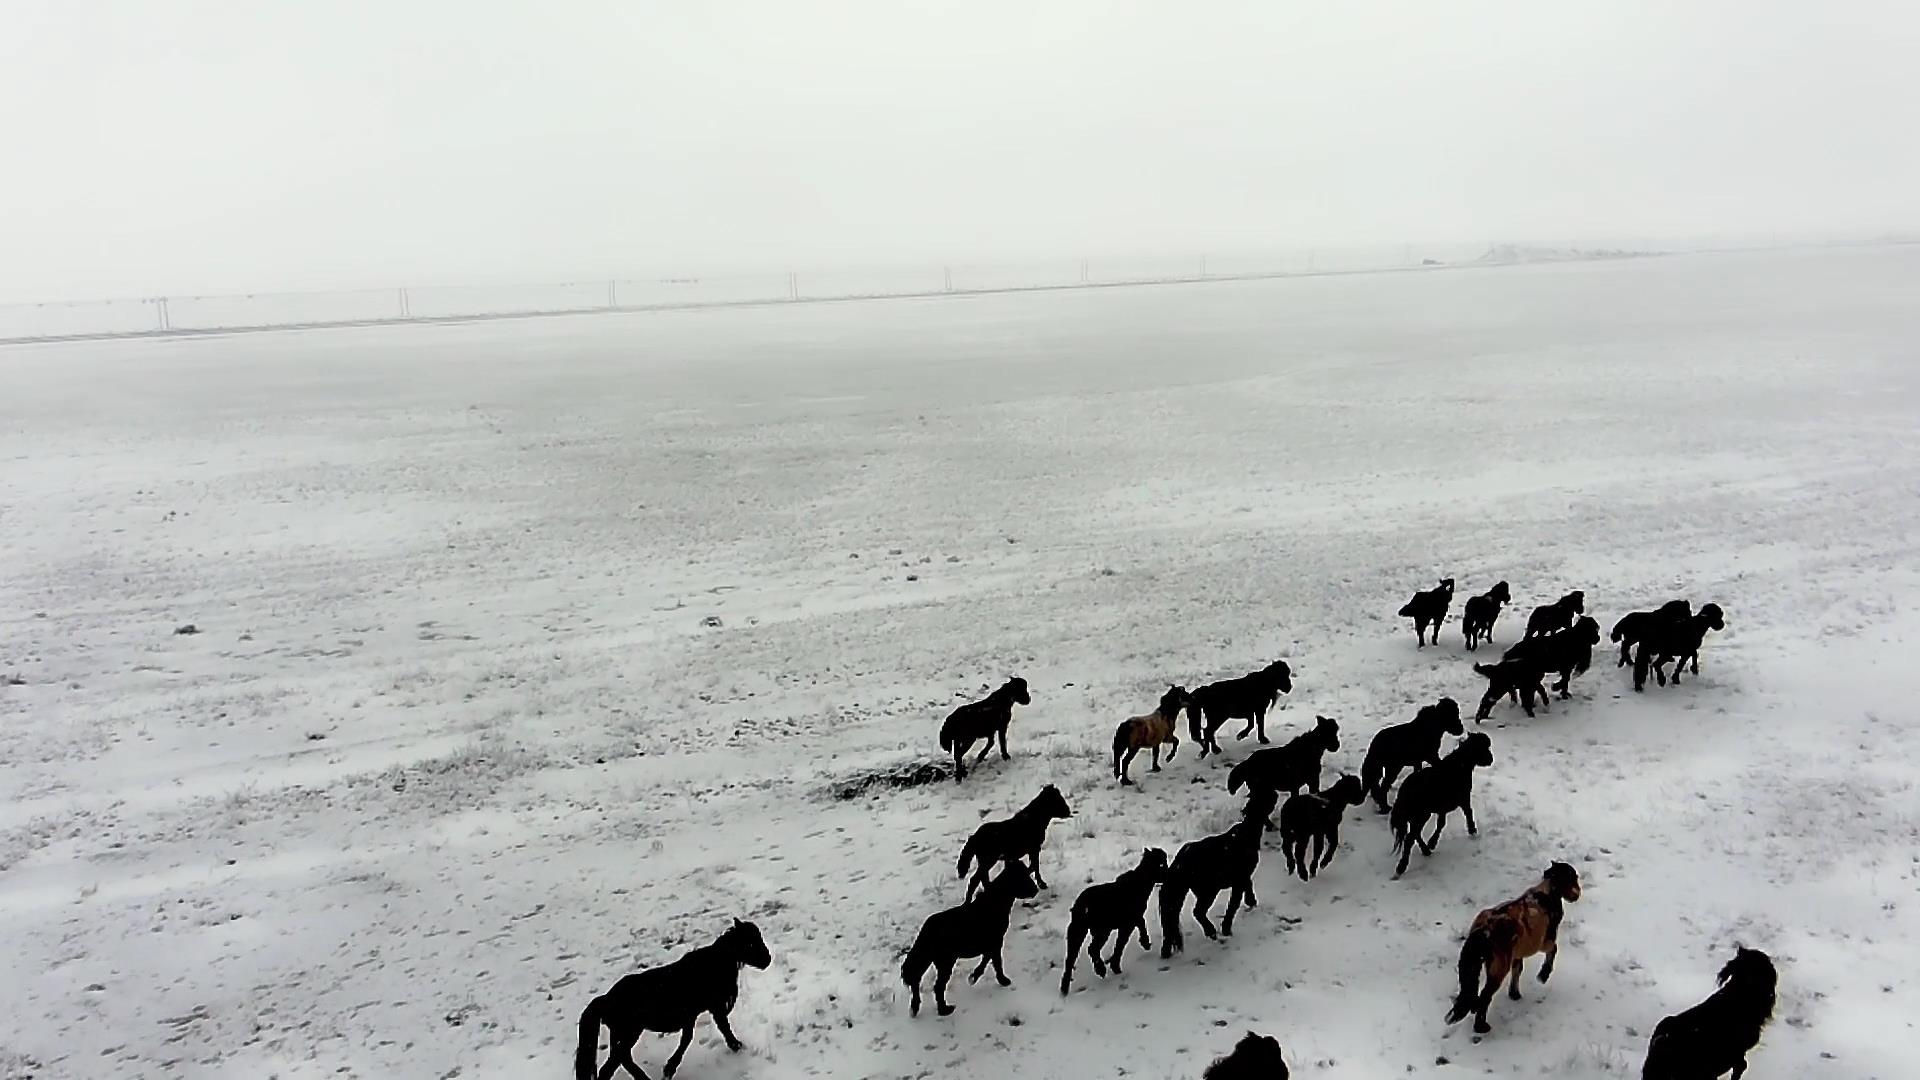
[1446,862,1582,1034]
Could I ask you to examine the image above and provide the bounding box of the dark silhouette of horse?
[1398,577,1456,647]
[1059,847,1168,994]
[1642,946,1777,1080]
[939,676,1030,781]
[1524,590,1586,639]
[1159,812,1266,958]
[901,862,1039,1017]
[1113,685,1190,784]
[1361,697,1463,812]
[1279,773,1364,880]
[1240,785,1280,833]
[1501,615,1601,700]
[957,783,1073,900]
[1203,1031,1290,1079]
[1187,660,1294,756]
[1612,599,1692,668]
[1633,604,1725,692]
[1225,715,1339,798]
[1389,733,1494,877]
[1446,862,1582,1035]
[1462,581,1513,651]
[575,919,772,1080]
[1472,657,1550,722]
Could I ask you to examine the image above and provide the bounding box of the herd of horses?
[575,580,1770,1080]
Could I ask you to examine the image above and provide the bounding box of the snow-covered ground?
[3,245,1917,1079]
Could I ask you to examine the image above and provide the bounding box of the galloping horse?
[940,676,1030,781]
[1445,863,1582,1035]
[576,919,772,1080]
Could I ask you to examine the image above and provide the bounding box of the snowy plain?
[2,245,1918,1079]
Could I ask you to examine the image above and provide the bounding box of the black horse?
[940,676,1030,781]
[1060,847,1168,994]
[1159,812,1266,957]
[1203,1032,1290,1079]
[1501,615,1601,700]
[1462,581,1513,651]
[1389,733,1494,877]
[576,919,772,1080]
[1361,697,1463,812]
[902,862,1039,1016]
[1612,599,1692,668]
[1279,773,1365,881]
[1524,590,1586,639]
[957,784,1073,900]
[1225,715,1339,799]
[1633,604,1726,691]
[1398,577,1456,647]
[1188,660,1294,756]
[1642,946,1777,1080]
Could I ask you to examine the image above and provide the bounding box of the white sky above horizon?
[3,1,1917,301]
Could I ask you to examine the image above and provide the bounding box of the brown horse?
[1446,862,1582,1035]
[1113,685,1190,784]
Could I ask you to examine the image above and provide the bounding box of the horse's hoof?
[1474,1021,1491,1035]
[727,1040,744,1053]
[996,976,1012,987]
[1508,988,1522,1001]
[1118,778,1133,786]
[1258,736,1270,744]
[1149,765,1161,772]
[937,1005,956,1017]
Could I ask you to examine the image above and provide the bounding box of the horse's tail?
[1473,662,1499,680]
[956,834,977,879]
[1061,905,1088,995]
[1610,615,1630,643]
[1158,869,1188,956]
[1185,698,1206,745]
[1388,800,1412,856]
[575,995,606,1080]
[901,935,932,988]
[1226,758,1251,795]
[1398,600,1416,617]
[1445,927,1492,1024]
[1112,721,1132,777]
[1360,749,1383,804]
[939,715,956,751]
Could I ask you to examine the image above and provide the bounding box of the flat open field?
[3,246,1917,1079]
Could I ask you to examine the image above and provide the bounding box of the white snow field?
[3,245,1918,1080]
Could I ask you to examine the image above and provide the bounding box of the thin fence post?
[943,266,953,293]
[607,279,617,309]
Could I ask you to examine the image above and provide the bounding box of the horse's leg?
[1192,890,1221,940]
[1377,763,1402,810]
[1028,845,1048,889]
[609,1030,650,1080]
[1104,926,1127,974]
[1690,652,1700,676]
[1507,957,1526,1000]
[933,958,957,1016]
[1539,938,1558,982]
[952,740,968,781]
[1062,922,1087,992]
[990,948,1012,987]
[1166,733,1178,762]
[1237,709,1254,740]
[968,955,992,984]
[997,721,1011,760]
[1221,883,1244,936]
[1617,638,1632,668]
[1323,823,1342,869]
[975,737,995,765]
[1475,955,1509,1034]
[1282,838,1298,877]
[1309,833,1326,878]
[1670,656,1685,684]
[712,1008,742,1052]
[662,1025,695,1079]
[1118,746,1137,784]
[1254,704,1270,744]
[1424,813,1447,854]
[1149,743,1162,772]
[1462,797,1479,836]
[1731,1060,1748,1080]
[967,860,991,902]
[1134,913,1151,952]
[1476,687,1498,723]
[1555,670,1571,699]
[1087,927,1111,977]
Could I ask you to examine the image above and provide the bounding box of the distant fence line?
[0,243,1591,344]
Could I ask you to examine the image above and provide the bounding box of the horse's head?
[1265,660,1293,695]
[1489,581,1511,604]
[1429,696,1465,735]
[1658,598,1693,621]
[1036,783,1073,820]
[1565,589,1586,613]
[724,918,773,969]
[1719,945,1776,989]
[992,861,1040,901]
[1324,773,1365,807]
[1159,685,1191,716]
[1438,578,1456,595]
[1312,714,1339,752]
[1218,1033,1287,1078]
[1137,846,1170,879]
[1570,616,1601,645]
[1698,603,1725,631]
[1460,732,1495,767]
[1542,861,1581,902]
[1003,676,1031,705]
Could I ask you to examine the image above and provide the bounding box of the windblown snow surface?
[3,246,1918,1080]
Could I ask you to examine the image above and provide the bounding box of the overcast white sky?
[3,1,1916,300]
